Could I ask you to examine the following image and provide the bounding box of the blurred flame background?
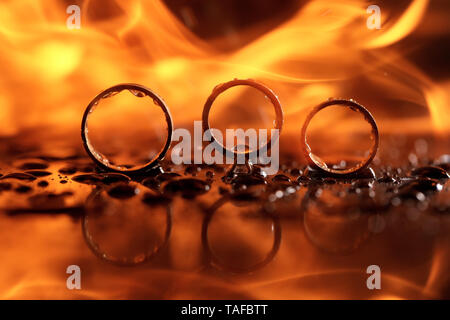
[0,0,449,299]
[0,0,449,140]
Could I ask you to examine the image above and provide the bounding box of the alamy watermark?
[66,265,81,289]
[66,5,81,29]
[366,5,381,30]
[366,265,381,290]
[171,121,280,175]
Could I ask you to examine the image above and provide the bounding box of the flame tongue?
[0,0,448,300]
[0,0,447,137]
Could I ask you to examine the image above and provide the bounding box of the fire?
[0,0,448,299]
[364,0,429,48]
[0,0,447,136]
[425,83,450,134]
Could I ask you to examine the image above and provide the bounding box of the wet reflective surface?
[83,183,171,265]
[0,140,449,299]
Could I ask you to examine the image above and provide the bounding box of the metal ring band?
[81,83,173,174]
[202,79,283,160]
[300,99,379,175]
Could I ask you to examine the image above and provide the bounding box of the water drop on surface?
[1,173,36,182]
[14,185,32,193]
[163,178,210,199]
[410,166,449,181]
[0,182,12,191]
[37,180,49,188]
[24,170,52,177]
[129,89,146,97]
[18,162,49,170]
[272,174,291,184]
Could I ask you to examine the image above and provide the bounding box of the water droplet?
[433,154,450,172]
[83,184,170,265]
[142,172,180,190]
[100,173,131,185]
[72,174,102,185]
[102,91,119,99]
[163,178,210,199]
[0,182,12,191]
[272,174,291,183]
[232,174,267,190]
[72,173,131,185]
[18,162,48,170]
[1,173,36,182]
[58,166,77,175]
[24,170,52,177]
[129,89,146,97]
[141,177,160,190]
[399,179,443,200]
[206,171,215,179]
[297,175,310,185]
[15,185,32,193]
[146,165,165,177]
[377,174,396,184]
[107,183,140,199]
[184,164,201,176]
[289,168,302,177]
[37,180,49,188]
[79,164,96,173]
[410,166,449,181]
[323,177,337,185]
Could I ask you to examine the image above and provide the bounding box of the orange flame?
[0,0,448,136]
[0,0,448,300]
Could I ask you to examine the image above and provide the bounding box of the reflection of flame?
[0,0,448,299]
